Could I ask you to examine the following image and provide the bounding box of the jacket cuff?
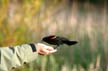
[20,44,38,63]
[28,43,37,52]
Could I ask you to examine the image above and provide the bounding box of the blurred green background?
[0,0,107,71]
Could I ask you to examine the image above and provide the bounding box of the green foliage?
[72,35,91,70]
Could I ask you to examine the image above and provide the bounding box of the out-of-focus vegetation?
[0,0,108,71]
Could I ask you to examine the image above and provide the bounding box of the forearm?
[0,43,38,71]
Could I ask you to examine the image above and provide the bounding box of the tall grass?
[0,0,107,71]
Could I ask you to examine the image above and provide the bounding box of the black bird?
[42,35,78,49]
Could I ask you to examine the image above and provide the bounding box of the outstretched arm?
[0,43,56,71]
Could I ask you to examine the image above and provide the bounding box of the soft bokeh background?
[0,0,107,71]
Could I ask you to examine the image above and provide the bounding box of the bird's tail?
[64,41,78,46]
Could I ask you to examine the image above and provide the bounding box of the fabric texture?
[0,44,38,71]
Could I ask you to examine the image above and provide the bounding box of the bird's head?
[42,35,56,41]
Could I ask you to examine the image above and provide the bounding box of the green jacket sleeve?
[0,43,38,71]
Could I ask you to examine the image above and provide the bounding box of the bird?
[42,35,78,49]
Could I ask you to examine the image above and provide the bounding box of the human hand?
[36,43,57,55]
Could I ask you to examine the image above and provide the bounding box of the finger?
[47,47,54,51]
[38,51,46,55]
[40,48,50,55]
[38,43,54,50]
[39,49,57,55]
[49,49,57,53]
[41,46,57,54]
